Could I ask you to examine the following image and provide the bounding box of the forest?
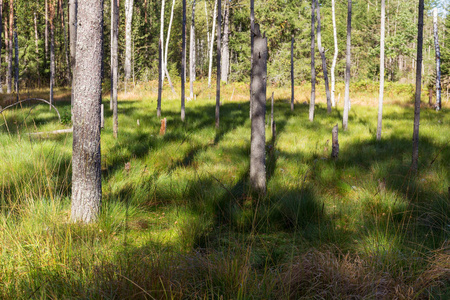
[0,0,449,298]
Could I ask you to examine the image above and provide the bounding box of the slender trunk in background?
[291,36,294,111]
[250,0,254,119]
[71,0,104,224]
[160,0,165,83]
[164,0,176,95]
[208,0,217,87]
[331,0,338,107]
[124,0,134,83]
[50,0,55,108]
[69,0,77,109]
[411,0,424,172]
[342,0,352,131]
[158,39,162,117]
[181,0,186,121]
[189,0,196,99]
[215,0,221,128]
[13,5,18,100]
[205,0,209,70]
[59,0,71,83]
[111,0,119,138]
[315,0,331,113]
[45,0,48,60]
[5,16,11,94]
[0,0,3,94]
[221,0,230,83]
[376,0,386,141]
[433,8,441,111]
[250,23,267,195]
[33,11,39,54]
[309,0,316,122]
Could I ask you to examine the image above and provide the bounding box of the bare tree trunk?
[164,0,176,95]
[71,0,104,224]
[158,39,162,117]
[69,0,77,109]
[189,0,196,99]
[160,0,165,83]
[291,35,294,111]
[208,0,217,87]
[111,0,119,138]
[5,16,11,94]
[411,0,424,172]
[250,23,267,195]
[50,0,55,108]
[315,0,331,113]
[0,0,3,94]
[342,0,352,131]
[250,0,254,119]
[376,0,385,141]
[59,0,70,83]
[221,0,229,83]
[331,0,338,106]
[215,0,221,128]
[124,0,134,83]
[433,8,441,111]
[181,0,186,121]
[33,11,39,54]
[309,0,316,122]
[45,0,48,60]
[13,0,18,100]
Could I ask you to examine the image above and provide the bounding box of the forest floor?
[0,80,449,299]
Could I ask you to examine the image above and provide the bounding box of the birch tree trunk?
[158,39,162,117]
[291,36,294,111]
[181,0,186,121]
[164,0,176,95]
[315,0,331,113]
[250,23,267,195]
[221,0,230,83]
[189,0,196,99]
[124,0,134,82]
[0,0,3,94]
[411,0,424,172]
[215,0,221,128]
[160,0,165,83]
[69,0,77,107]
[376,0,385,141]
[342,0,352,131]
[433,8,441,111]
[111,0,119,137]
[50,0,55,107]
[309,0,316,122]
[208,0,217,87]
[71,0,104,224]
[331,0,338,107]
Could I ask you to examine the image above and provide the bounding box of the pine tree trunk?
[250,23,267,195]
[221,0,229,83]
[71,0,104,224]
[342,0,352,131]
[124,0,134,82]
[331,0,338,107]
[33,11,39,54]
[0,0,3,94]
[208,0,217,87]
[291,36,294,111]
[69,0,77,108]
[433,8,441,111]
[376,0,386,141]
[50,0,55,108]
[45,0,48,60]
[411,0,424,172]
[59,0,71,83]
[250,0,254,119]
[158,39,162,117]
[111,0,119,138]
[315,0,331,113]
[13,0,18,100]
[215,0,221,128]
[5,16,11,94]
[164,0,176,95]
[309,0,316,122]
[181,0,186,121]
[189,0,196,99]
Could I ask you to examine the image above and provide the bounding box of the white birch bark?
[331,0,338,107]
[160,0,165,83]
[124,0,134,81]
[208,0,217,87]
[342,0,352,131]
[189,0,196,99]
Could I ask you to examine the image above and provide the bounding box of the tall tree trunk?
[433,7,441,111]
[59,0,70,83]
[291,35,294,111]
[250,23,267,195]
[342,0,352,131]
[315,0,331,113]
[309,0,316,122]
[215,0,221,128]
[158,39,162,117]
[5,16,11,94]
[181,0,186,121]
[71,0,104,224]
[33,10,39,54]
[111,0,119,137]
[12,0,18,99]
[164,0,176,95]
[0,0,3,94]
[250,0,254,119]
[411,0,424,172]
[124,0,134,82]
[69,0,77,108]
[160,0,165,83]
[330,0,338,107]
[50,0,55,107]
[221,0,229,83]
[376,0,385,141]
[189,0,196,99]
[45,0,48,60]
[208,0,217,87]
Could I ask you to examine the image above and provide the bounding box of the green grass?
[0,81,449,299]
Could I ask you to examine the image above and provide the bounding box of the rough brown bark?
[215,0,221,128]
[411,0,424,172]
[0,0,3,94]
[250,24,267,195]
[71,0,104,223]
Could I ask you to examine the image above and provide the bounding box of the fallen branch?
[28,128,73,136]
[0,98,61,123]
